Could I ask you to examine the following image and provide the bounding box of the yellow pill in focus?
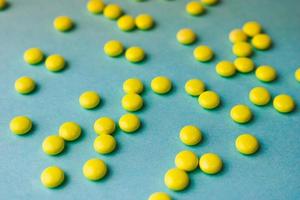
[295,68,300,82]
[235,133,259,155]
[118,113,140,133]
[42,135,65,155]
[201,0,219,5]
[273,94,295,113]
[243,21,262,37]
[199,153,222,174]
[10,116,32,135]
[179,125,202,146]
[185,79,205,96]
[198,90,220,109]
[94,134,117,154]
[59,122,81,141]
[104,40,124,57]
[230,104,252,123]
[215,61,236,77]
[148,192,171,200]
[103,4,122,20]
[164,168,189,191]
[249,86,271,106]
[82,158,107,181]
[79,91,100,109]
[135,14,154,30]
[176,28,197,45]
[232,42,252,57]
[125,46,145,63]
[53,16,73,32]
[45,54,65,72]
[252,34,272,50]
[15,76,36,94]
[193,45,214,62]
[117,15,135,31]
[175,150,198,172]
[86,0,105,14]
[123,78,144,94]
[94,117,115,135]
[121,93,143,112]
[40,166,64,188]
[229,29,248,43]
[234,57,255,73]
[186,1,205,16]
[23,48,44,65]
[151,76,172,94]
[255,65,277,82]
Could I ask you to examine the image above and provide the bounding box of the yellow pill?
[175,150,198,172]
[185,79,205,96]
[94,134,116,154]
[249,87,271,106]
[119,113,140,133]
[79,91,100,109]
[40,166,64,188]
[82,158,107,181]
[104,40,124,57]
[117,15,135,31]
[10,116,32,135]
[42,135,65,155]
[45,54,65,72]
[148,192,171,200]
[255,65,277,82]
[252,34,272,50]
[186,1,205,16]
[229,29,248,43]
[123,78,144,94]
[86,0,105,14]
[121,93,143,112]
[151,76,172,94]
[15,76,36,94]
[215,61,236,77]
[179,125,202,146]
[198,90,220,109]
[164,168,189,191]
[230,104,252,123]
[232,42,253,57]
[59,122,81,141]
[235,134,259,155]
[243,21,262,37]
[273,94,295,113]
[176,28,197,45]
[103,4,122,20]
[23,47,44,65]
[53,16,73,32]
[94,117,115,135]
[295,68,300,82]
[125,46,145,63]
[0,0,7,10]
[193,45,214,62]
[234,57,255,73]
[199,153,222,174]
[135,14,154,30]
[201,0,219,5]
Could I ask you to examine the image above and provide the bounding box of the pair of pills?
[122,78,144,112]
[117,14,154,31]
[216,59,254,77]
[186,0,219,16]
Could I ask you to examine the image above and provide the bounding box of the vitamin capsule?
[252,34,272,50]
[104,40,124,57]
[40,166,64,188]
[235,134,259,155]
[118,113,140,133]
[242,21,262,37]
[255,65,277,82]
[23,48,44,65]
[199,153,222,174]
[94,134,116,154]
[164,168,189,191]
[148,192,171,200]
[201,0,219,5]
[45,54,65,72]
[0,0,7,9]
[234,57,255,73]
[175,150,198,172]
[198,90,220,109]
[215,61,236,77]
[59,122,81,141]
[295,68,300,82]
[135,14,154,30]
[53,16,73,32]
[103,4,122,20]
[10,116,32,135]
[193,45,214,62]
[151,76,172,94]
[82,158,107,181]
[249,87,271,106]
[121,93,143,112]
[229,29,248,43]
[123,78,144,94]
[117,15,135,31]
[185,79,205,96]
[79,91,100,109]
[232,42,252,57]
[94,117,115,135]
[86,0,105,14]
[230,104,252,123]
[176,28,197,45]
[42,135,65,155]
[186,1,205,16]
[15,76,36,94]
[179,125,202,146]
[273,94,295,113]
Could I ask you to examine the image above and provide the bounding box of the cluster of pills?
[185,0,219,16]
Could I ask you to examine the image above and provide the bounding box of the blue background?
[0,0,299,199]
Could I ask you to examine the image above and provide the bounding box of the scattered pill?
[82,158,107,181]
[117,15,136,31]
[235,134,259,155]
[94,117,115,135]
[249,86,271,106]
[15,76,36,94]
[148,192,171,200]
[125,46,145,63]
[179,125,202,146]
[295,68,300,82]
[215,61,236,77]
[186,1,205,16]
[273,94,295,113]
[135,14,154,30]
[86,0,105,14]
[252,33,272,50]
[23,47,44,65]
[175,150,198,172]
[199,153,222,174]
[176,28,197,45]
[121,93,143,112]
[232,42,252,57]
[104,40,124,57]
[151,76,172,94]
[10,116,32,135]
[123,78,144,94]
[40,166,64,188]
[94,134,117,154]
[45,54,65,72]
[201,0,219,5]
[103,4,122,20]
[230,104,252,123]
[118,113,140,133]
[242,21,262,37]
[42,135,65,155]
[53,16,73,32]
[255,65,277,82]
[198,90,220,109]
[79,91,100,109]
[59,122,81,141]
[229,29,248,43]
[0,0,7,9]
[185,79,205,96]
[234,57,255,73]
[193,45,214,62]
[164,168,189,191]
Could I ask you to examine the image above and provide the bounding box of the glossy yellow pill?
[230,104,252,123]
[252,34,272,50]
[229,29,248,43]
[235,134,259,155]
[185,79,205,96]
[148,192,171,200]
[0,0,7,10]
[15,76,36,94]
[40,166,64,188]
[59,122,81,141]
[201,0,218,5]
[23,48,44,65]
[243,21,262,37]
[45,54,65,72]
[53,16,73,32]
[79,91,100,109]
[179,125,202,146]
[94,134,116,154]
[103,4,122,20]
[151,76,172,94]
[249,87,271,106]
[232,42,252,57]
[193,45,214,62]
[125,46,145,63]
[255,65,277,82]
[199,153,222,174]
[119,113,140,133]
[135,14,154,30]
[215,61,236,77]
[175,150,198,172]
[273,94,295,113]
[10,116,32,135]
[186,1,205,16]
[86,0,105,14]
[234,57,255,73]
[42,135,65,155]
[198,90,220,109]
[295,68,300,82]
[121,93,143,112]
[104,40,124,57]
[117,15,135,31]
[176,28,197,45]
[164,168,189,191]
[123,78,144,94]
[83,158,107,181]
[94,117,115,135]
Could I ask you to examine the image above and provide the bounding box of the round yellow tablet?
[175,150,198,172]
[53,16,73,32]
[94,134,116,154]
[117,15,135,31]
[10,116,32,135]
[79,91,100,109]
[252,34,272,50]
[123,78,144,94]
[86,0,105,14]
[198,90,220,109]
[273,94,295,113]
[42,135,65,155]
[193,45,214,62]
[15,76,36,94]
[135,14,154,30]
[83,158,107,181]
[249,86,271,106]
[229,29,248,43]
[179,125,202,146]
[164,168,189,191]
[151,76,172,94]
[234,57,255,73]
[45,54,65,72]
[186,1,205,16]
[201,0,219,5]
[230,104,252,123]
[125,46,145,63]
[148,192,171,200]
[242,21,262,37]
[235,134,259,155]
[232,42,252,57]
[94,117,115,135]
[199,153,222,174]
[104,40,124,57]
[0,0,7,10]
[59,122,81,141]
[295,68,300,82]
[176,28,197,45]
[103,4,122,20]
[215,61,236,77]
[40,166,64,188]
[121,93,143,112]
[185,79,205,96]
[119,113,140,133]
[23,48,44,65]
[255,65,277,82]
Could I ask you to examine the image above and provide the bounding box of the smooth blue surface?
[0,0,300,199]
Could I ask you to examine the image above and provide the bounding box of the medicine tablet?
[175,150,198,172]
[125,46,145,63]
[273,94,295,113]
[242,21,262,37]
[59,122,81,141]
[117,15,135,31]
[193,45,214,62]
[123,78,144,94]
[53,16,73,32]
[87,0,105,14]
[79,91,100,109]
[151,76,172,94]
[40,166,64,188]
[215,61,236,77]
[121,93,143,112]
[15,76,36,94]
[0,0,7,9]
[198,90,220,109]
[176,28,197,45]
[82,158,107,181]
[230,104,252,123]
[135,14,154,30]
[94,117,115,135]
[179,125,202,146]
[164,168,189,191]
[234,57,255,73]
[255,65,277,82]
[229,29,248,43]
[252,34,272,50]
[94,134,116,154]
[45,54,65,72]
[23,48,44,65]
[201,0,219,5]
[249,87,271,106]
[185,79,205,96]
[235,134,259,155]
[148,192,171,200]
[199,153,222,174]
[103,4,122,20]
[119,113,140,133]
[104,40,124,57]
[42,135,65,155]
[232,42,252,57]
[10,116,32,135]
[186,1,205,16]
[295,68,300,82]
